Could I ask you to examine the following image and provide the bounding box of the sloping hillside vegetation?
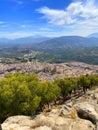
[0,73,98,122]
[35,47,98,64]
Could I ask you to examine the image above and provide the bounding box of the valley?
[0,35,98,65]
[1,0,98,129]
[0,34,98,130]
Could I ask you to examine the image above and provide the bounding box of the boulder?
[2,113,95,130]
[54,118,95,130]
[75,102,98,124]
[2,115,34,130]
[33,114,94,130]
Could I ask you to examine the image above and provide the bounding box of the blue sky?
[0,0,98,38]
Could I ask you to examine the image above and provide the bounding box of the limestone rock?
[2,116,34,130]
[2,88,98,130]
[34,126,52,130]
[75,102,98,124]
[59,105,71,117]
[54,118,94,130]
[2,112,95,130]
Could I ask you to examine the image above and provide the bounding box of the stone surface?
[2,116,34,130]
[35,126,52,130]
[2,111,95,130]
[75,102,98,123]
[2,88,98,130]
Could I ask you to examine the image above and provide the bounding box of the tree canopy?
[0,73,98,122]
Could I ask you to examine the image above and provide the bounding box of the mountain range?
[0,33,98,49]
[0,35,50,47]
[0,33,98,64]
[34,36,98,51]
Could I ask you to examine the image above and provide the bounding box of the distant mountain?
[0,35,98,50]
[34,36,98,51]
[0,35,98,65]
[0,38,11,42]
[0,35,50,46]
[11,36,50,44]
[34,36,98,65]
[88,33,98,38]
[0,38,13,48]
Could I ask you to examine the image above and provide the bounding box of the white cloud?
[40,27,52,31]
[37,7,75,25]
[0,31,38,39]
[37,0,98,26]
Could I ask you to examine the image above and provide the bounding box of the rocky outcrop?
[2,88,98,130]
[75,102,98,124]
[2,109,95,130]
[2,116,34,130]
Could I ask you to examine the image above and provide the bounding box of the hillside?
[2,87,98,130]
[33,36,98,50]
[0,36,98,49]
[0,35,98,65]
[30,36,98,64]
[1,73,98,130]
[35,47,98,64]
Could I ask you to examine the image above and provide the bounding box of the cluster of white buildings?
[0,61,98,81]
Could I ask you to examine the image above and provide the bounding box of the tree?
[0,73,41,122]
[37,82,61,108]
[55,78,74,101]
[78,76,90,94]
[88,75,98,88]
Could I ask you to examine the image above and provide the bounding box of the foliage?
[0,73,60,122]
[77,76,90,93]
[0,73,98,122]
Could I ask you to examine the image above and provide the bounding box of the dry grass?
[70,106,77,119]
